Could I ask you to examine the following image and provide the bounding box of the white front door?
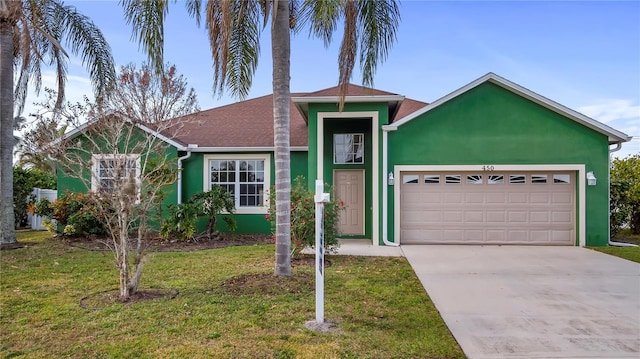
[334,170,365,235]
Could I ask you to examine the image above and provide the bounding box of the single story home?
[58,73,631,246]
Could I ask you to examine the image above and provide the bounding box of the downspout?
[177,144,197,204]
[608,143,637,247]
[382,126,399,246]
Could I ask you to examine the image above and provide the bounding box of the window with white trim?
[334,133,364,164]
[91,154,140,195]
[206,155,270,213]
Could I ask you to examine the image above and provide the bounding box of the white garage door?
[400,171,575,245]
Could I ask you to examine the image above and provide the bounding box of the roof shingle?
[170,84,427,148]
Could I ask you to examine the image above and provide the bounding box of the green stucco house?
[58,73,630,246]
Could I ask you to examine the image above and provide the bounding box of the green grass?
[589,229,640,263]
[590,246,640,263]
[1,232,464,359]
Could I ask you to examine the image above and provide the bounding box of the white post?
[314,179,330,323]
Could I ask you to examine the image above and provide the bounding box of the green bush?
[266,176,344,258]
[160,202,198,241]
[34,192,107,236]
[611,154,640,235]
[161,187,237,241]
[191,186,237,238]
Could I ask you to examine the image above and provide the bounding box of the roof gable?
[390,73,631,144]
[58,114,186,150]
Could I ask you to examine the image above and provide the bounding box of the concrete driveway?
[402,246,640,359]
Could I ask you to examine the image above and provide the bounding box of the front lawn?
[590,229,640,263]
[1,232,464,358]
[590,246,640,263]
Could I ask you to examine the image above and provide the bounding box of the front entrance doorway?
[334,170,365,235]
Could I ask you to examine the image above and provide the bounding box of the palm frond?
[226,0,261,99]
[184,0,202,27]
[120,0,169,75]
[52,1,116,102]
[206,0,262,99]
[301,0,341,46]
[357,0,400,88]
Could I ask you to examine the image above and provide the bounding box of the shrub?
[160,187,237,241]
[191,186,237,238]
[160,203,198,241]
[611,154,640,235]
[266,176,344,258]
[34,192,107,236]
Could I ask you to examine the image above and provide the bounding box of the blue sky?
[24,0,640,158]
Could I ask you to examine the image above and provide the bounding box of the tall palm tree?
[122,0,400,276]
[0,0,116,244]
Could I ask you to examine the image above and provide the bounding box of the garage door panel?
[508,230,528,242]
[530,231,550,243]
[443,230,463,241]
[443,193,464,204]
[443,211,463,223]
[486,211,506,223]
[508,192,528,203]
[530,211,550,223]
[552,192,572,204]
[552,230,573,244]
[465,193,485,203]
[552,211,572,224]
[486,230,507,242]
[465,230,485,241]
[530,193,550,203]
[400,171,575,245]
[508,211,528,222]
[486,193,506,203]
[465,211,484,222]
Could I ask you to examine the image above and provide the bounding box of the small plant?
[266,176,344,258]
[160,203,198,241]
[161,187,237,241]
[191,186,237,239]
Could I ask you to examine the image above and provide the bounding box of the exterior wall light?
[388,172,395,186]
[586,171,597,186]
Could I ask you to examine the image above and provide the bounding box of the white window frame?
[91,154,141,198]
[203,154,270,214]
[333,133,365,164]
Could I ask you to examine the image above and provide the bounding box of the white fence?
[29,188,57,230]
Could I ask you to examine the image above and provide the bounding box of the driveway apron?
[402,246,640,359]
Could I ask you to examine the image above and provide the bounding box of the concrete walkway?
[402,246,640,359]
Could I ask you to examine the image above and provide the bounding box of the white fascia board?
[391,73,631,144]
[134,123,187,150]
[189,146,308,152]
[291,95,405,104]
[54,116,187,150]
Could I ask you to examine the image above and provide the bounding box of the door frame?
[317,111,379,243]
[334,169,366,235]
[393,164,586,247]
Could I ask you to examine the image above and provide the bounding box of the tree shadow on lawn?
[74,231,330,309]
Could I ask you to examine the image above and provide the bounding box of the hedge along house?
[58,73,630,246]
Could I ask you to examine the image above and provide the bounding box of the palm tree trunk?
[272,0,291,276]
[0,15,17,245]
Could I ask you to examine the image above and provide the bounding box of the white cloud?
[578,99,640,124]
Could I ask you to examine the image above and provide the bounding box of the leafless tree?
[44,63,198,300]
